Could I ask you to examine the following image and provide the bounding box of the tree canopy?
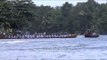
[0,0,107,34]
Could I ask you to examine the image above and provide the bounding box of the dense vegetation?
[0,0,107,34]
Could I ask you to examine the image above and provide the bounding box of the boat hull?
[85,35,99,38]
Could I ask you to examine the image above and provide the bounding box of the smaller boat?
[84,33,99,37]
[84,30,99,38]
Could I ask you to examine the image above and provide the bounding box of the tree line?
[0,0,107,34]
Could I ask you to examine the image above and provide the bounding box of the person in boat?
[92,32,97,35]
[0,31,6,39]
[85,29,99,37]
[85,29,92,35]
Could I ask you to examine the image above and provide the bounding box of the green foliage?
[0,0,107,34]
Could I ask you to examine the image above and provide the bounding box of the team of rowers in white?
[0,32,77,39]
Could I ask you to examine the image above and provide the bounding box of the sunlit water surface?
[0,35,107,60]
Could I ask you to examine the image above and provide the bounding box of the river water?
[0,35,107,60]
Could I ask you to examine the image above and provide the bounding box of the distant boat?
[84,30,99,38]
[84,33,99,37]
